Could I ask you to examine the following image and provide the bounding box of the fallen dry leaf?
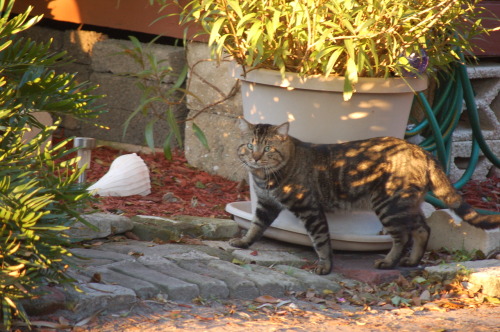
[254,295,281,304]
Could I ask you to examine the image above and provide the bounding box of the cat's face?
[237,119,292,172]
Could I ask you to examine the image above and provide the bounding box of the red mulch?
[459,175,500,212]
[83,144,499,218]
[86,145,249,218]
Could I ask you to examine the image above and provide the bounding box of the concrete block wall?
[183,42,246,181]
[19,24,188,148]
[449,63,500,182]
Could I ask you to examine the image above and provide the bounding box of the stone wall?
[448,64,500,181]
[183,42,245,181]
[19,24,188,148]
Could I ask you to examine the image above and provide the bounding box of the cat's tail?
[428,162,500,230]
[452,202,500,230]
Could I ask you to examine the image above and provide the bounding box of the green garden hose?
[405,61,499,214]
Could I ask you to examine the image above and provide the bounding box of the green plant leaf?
[343,57,358,101]
[145,119,155,151]
[163,132,173,160]
[192,122,209,151]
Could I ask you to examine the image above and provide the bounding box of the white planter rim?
[232,66,428,94]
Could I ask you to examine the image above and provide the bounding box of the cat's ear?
[276,122,290,136]
[238,117,253,133]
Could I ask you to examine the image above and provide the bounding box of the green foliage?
[0,0,104,328]
[155,0,490,100]
[119,36,208,158]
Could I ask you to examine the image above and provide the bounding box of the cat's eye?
[264,146,272,152]
[247,143,254,150]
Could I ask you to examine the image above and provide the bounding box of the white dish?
[226,201,392,251]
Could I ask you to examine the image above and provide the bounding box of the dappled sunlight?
[356,99,391,110]
[349,111,370,120]
[370,125,387,132]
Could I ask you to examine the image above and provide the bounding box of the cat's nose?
[252,152,263,162]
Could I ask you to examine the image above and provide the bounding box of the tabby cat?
[230,119,500,275]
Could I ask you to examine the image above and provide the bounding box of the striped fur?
[229,120,500,275]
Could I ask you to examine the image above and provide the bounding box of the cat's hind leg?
[229,200,281,249]
[399,214,430,267]
[374,223,410,269]
[373,194,427,269]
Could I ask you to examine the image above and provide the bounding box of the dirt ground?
[66,296,499,332]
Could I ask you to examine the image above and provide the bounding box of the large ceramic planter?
[226,67,428,251]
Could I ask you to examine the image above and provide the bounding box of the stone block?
[173,215,240,238]
[232,248,308,268]
[274,265,341,292]
[66,213,134,240]
[177,259,259,299]
[63,30,107,65]
[425,259,500,297]
[446,63,500,182]
[184,111,246,181]
[426,209,500,255]
[249,264,306,293]
[67,283,136,320]
[448,139,500,181]
[131,215,239,242]
[67,72,188,147]
[185,42,242,114]
[139,256,230,299]
[94,240,232,262]
[207,260,288,297]
[108,261,199,301]
[68,248,135,267]
[92,38,186,83]
[81,265,160,299]
[18,25,65,52]
[21,286,67,316]
[91,72,143,110]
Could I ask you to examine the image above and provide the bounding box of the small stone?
[162,192,180,202]
[495,254,500,260]
[66,213,133,240]
[419,289,431,302]
[462,281,481,293]
[423,302,446,312]
[391,308,414,316]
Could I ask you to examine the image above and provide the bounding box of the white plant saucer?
[226,201,393,251]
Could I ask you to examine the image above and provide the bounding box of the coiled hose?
[405,61,500,215]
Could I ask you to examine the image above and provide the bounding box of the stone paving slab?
[93,240,233,262]
[139,256,230,299]
[108,261,200,302]
[207,259,290,297]
[28,212,500,321]
[274,265,343,292]
[176,259,260,300]
[79,265,160,299]
[65,283,137,321]
[425,260,500,297]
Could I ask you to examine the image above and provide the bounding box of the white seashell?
[88,153,151,197]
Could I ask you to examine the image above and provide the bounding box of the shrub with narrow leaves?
[0,0,104,328]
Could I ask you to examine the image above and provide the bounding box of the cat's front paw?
[314,260,332,275]
[229,238,250,249]
[374,258,397,269]
[399,257,420,267]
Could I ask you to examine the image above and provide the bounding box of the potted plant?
[165,0,490,249]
